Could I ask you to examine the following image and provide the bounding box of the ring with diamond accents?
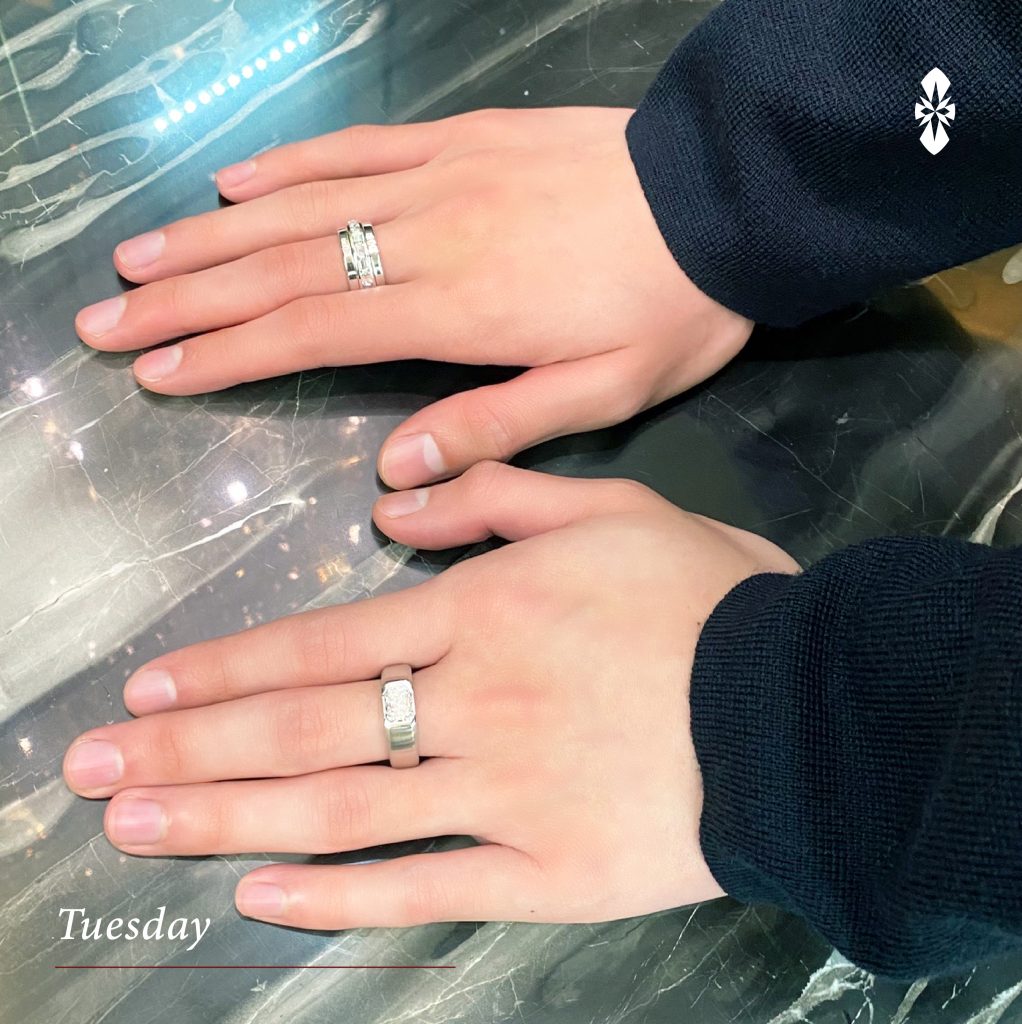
[380,664,419,768]
[337,220,386,291]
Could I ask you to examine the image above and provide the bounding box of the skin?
[63,464,798,930]
[74,107,752,490]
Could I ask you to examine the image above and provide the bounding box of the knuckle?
[458,393,521,461]
[284,296,334,359]
[454,106,514,139]
[158,274,196,324]
[147,719,192,778]
[260,243,310,293]
[286,610,348,685]
[606,385,648,423]
[192,794,233,850]
[185,644,236,705]
[608,476,656,508]
[400,866,452,925]
[281,178,334,231]
[337,122,381,157]
[271,692,330,769]
[319,778,375,847]
[462,459,509,503]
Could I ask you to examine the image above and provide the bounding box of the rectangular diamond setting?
[382,679,416,728]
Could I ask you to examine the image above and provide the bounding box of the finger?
[121,581,451,714]
[110,170,419,283]
[374,462,659,547]
[103,760,481,856]
[214,120,461,201]
[80,218,425,354]
[129,280,456,394]
[235,845,544,928]
[65,665,460,797]
[376,351,644,489]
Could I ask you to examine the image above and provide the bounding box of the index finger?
[123,576,454,715]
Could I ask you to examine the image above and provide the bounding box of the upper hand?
[62,465,796,930]
[75,108,752,490]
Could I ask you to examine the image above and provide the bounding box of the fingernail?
[66,740,124,789]
[134,345,182,382]
[77,295,126,337]
[124,669,177,714]
[115,230,165,270]
[377,488,429,518]
[237,882,286,918]
[108,799,166,845]
[216,159,256,189]
[381,434,444,485]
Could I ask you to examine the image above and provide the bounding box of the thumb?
[372,461,660,548]
[376,352,644,490]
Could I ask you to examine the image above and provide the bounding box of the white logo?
[915,68,955,155]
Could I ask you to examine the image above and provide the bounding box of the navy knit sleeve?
[625,0,1022,326]
[689,536,1022,978]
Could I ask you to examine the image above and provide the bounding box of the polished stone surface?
[2,1,1021,1022]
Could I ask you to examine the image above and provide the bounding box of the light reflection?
[154,23,319,133]
[21,376,44,398]
[227,480,249,504]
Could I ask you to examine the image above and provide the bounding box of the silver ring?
[337,220,385,291]
[380,664,419,769]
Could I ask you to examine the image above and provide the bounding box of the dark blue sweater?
[626,0,1022,978]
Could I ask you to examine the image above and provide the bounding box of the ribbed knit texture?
[626,0,1022,326]
[689,536,1022,978]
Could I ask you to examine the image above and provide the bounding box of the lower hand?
[63,465,796,930]
[75,108,752,490]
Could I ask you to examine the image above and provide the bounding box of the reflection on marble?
[1,1,1021,1022]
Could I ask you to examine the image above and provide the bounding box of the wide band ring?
[338,220,386,291]
[380,664,419,769]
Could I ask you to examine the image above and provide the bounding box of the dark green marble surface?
[1,1,1021,1021]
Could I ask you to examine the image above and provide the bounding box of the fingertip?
[123,667,177,715]
[378,432,445,489]
[374,487,430,525]
[236,876,288,921]
[132,345,183,386]
[215,159,257,194]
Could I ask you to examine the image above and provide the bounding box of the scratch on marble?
[70,387,144,435]
[0,497,307,642]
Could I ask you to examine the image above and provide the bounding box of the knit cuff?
[687,537,1022,977]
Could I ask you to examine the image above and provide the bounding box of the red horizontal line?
[54,964,456,970]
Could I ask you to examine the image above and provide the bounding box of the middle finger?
[112,170,421,282]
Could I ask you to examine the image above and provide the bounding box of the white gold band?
[337,220,386,291]
[380,664,419,769]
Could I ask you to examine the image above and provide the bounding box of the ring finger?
[102,759,486,856]
[63,664,464,798]
[112,169,422,283]
[77,216,428,355]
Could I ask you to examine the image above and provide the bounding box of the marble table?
[2,1,1021,1021]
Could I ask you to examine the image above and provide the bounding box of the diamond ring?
[380,664,419,768]
[338,220,386,291]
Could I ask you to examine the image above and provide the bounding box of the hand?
[63,465,796,930]
[74,108,752,490]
